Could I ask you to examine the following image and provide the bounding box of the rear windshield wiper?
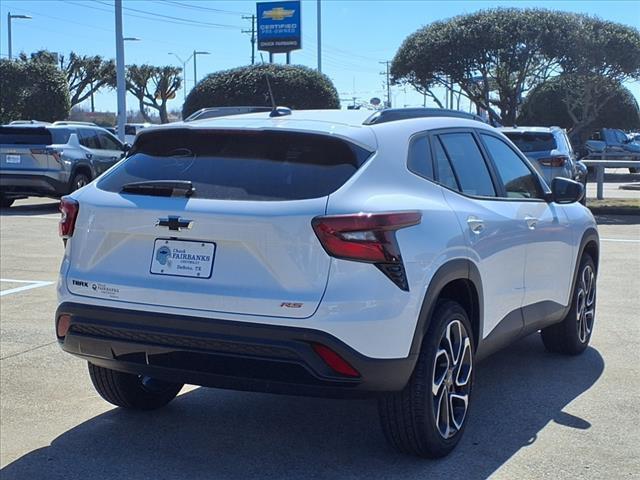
[121,180,195,197]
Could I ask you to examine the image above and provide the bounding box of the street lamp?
[7,13,32,59]
[168,52,190,101]
[193,50,210,87]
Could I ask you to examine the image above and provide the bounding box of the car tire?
[88,362,183,410]
[378,300,474,458]
[541,254,596,355]
[630,168,639,174]
[0,197,14,208]
[70,171,90,192]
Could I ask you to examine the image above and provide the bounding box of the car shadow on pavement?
[1,334,603,480]
[0,201,59,216]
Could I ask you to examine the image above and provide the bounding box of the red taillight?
[539,155,568,167]
[311,211,421,291]
[56,314,71,338]
[311,211,421,263]
[312,343,360,378]
[31,148,62,163]
[59,197,79,239]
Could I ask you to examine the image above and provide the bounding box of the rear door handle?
[467,216,485,234]
[525,216,538,230]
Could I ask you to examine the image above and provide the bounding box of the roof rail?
[184,106,272,122]
[362,108,486,125]
[52,121,98,126]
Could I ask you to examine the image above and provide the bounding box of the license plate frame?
[150,238,215,279]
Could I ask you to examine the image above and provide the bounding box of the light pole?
[193,50,210,87]
[169,52,190,101]
[7,13,32,59]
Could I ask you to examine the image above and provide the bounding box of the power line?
[95,0,242,29]
[160,0,250,16]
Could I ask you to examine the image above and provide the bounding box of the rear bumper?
[0,172,68,197]
[56,302,417,398]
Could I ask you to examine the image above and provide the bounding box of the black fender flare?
[409,258,483,357]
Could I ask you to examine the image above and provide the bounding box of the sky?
[1,0,639,116]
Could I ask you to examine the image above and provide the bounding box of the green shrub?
[0,59,71,124]
[183,64,340,118]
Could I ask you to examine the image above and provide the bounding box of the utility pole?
[316,0,322,72]
[242,15,256,65]
[114,0,126,142]
[379,60,391,108]
[193,50,210,86]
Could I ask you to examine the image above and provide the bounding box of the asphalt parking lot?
[1,197,639,480]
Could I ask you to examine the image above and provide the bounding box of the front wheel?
[88,363,183,410]
[541,254,597,355]
[378,300,474,458]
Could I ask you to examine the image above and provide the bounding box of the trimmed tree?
[0,59,70,123]
[182,64,340,119]
[518,76,640,134]
[126,65,182,124]
[391,9,640,128]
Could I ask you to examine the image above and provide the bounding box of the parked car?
[585,128,640,173]
[117,123,152,144]
[500,126,588,189]
[55,108,598,458]
[0,123,128,208]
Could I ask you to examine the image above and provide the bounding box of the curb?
[588,206,640,216]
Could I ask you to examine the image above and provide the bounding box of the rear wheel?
[70,171,90,192]
[630,167,639,174]
[88,363,183,410]
[541,254,596,355]
[0,196,14,208]
[378,300,474,458]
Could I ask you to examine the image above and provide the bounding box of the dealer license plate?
[150,239,215,278]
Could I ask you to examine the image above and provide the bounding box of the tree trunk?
[137,97,153,123]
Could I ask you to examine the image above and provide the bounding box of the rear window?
[98,130,372,201]
[0,127,52,145]
[503,132,557,152]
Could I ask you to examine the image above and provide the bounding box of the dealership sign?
[257,1,301,53]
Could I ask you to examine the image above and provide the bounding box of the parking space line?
[600,238,640,243]
[0,278,55,297]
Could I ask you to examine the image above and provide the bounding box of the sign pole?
[317,0,321,72]
[115,0,126,142]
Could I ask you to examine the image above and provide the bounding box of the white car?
[55,108,598,458]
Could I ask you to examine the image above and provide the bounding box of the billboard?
[257,1,301,53]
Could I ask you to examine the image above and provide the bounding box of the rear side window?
[98,130,372,201]
[0,127,52,145]
[407,135,434,180]
[50,129,71,144]
[124,125,137,135]
[438,133,496,197]
[481,134,543,199]
[503,132,557,152]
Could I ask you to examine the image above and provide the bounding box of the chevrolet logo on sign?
[262,6,295,21]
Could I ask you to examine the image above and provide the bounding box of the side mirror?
[122,143,131,152]
[550,177,584,204]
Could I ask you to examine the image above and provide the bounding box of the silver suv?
[500,126,587,188]
[0,122,127,207]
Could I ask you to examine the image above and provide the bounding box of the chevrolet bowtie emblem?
[156,216,193,231]
[262,6,295,21]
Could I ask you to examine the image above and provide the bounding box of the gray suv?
[0,123,127,207]
[500,126,587,188]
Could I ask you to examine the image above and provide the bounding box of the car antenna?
[259,53,291,118]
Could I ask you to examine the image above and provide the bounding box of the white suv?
[55,108,598,458]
